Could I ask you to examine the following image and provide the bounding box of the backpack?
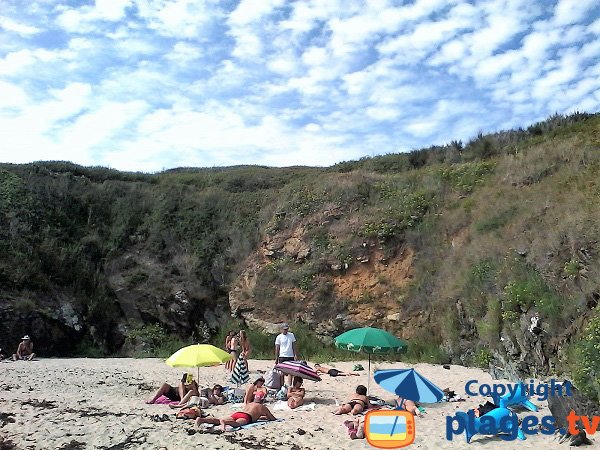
[265,368,283,390]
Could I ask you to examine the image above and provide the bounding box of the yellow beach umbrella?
[166,344,232,379]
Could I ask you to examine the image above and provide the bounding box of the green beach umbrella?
[335,327,407,390]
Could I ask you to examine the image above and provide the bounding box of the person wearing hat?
[13,335,35,361]
[275,323,297,386]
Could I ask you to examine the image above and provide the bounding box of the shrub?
[475,207,517,233]
[126,324,191,358]
[473,348,493,368]
[477,297,502,346]
[572,311,600,402]
[123,270,149,287]
[437,162,496,193]
[563,258,585,279]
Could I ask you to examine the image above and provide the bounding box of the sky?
[0,0,599,172]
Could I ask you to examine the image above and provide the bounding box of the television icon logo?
[365,410,415,449]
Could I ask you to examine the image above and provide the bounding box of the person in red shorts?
[196,402,277,432]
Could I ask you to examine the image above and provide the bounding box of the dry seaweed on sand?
[99,428,153,450]
[21,399,57,409]
[57,440,86,450]
[0,413,15,428]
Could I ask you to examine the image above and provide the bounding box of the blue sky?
[0,0,599,172]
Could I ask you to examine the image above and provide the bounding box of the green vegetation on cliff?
[1,112,599,401]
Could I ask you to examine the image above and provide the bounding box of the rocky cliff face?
[1,114,600,397]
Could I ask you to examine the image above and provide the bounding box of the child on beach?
[343,417,365,439]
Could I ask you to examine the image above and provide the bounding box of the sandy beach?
[0,358,572,449]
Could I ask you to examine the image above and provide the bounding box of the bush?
[572,311,600,402]
[473,348,493,369]
[403,330,449,364]
[475,207,517,233]
[126,324,191,358]
[477,297,502,346]
[437,162,496,193]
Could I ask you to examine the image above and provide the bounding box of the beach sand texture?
[0,358,571,449]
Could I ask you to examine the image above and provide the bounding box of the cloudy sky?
[0,0,599,172]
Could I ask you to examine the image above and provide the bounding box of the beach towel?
[227,419,285,432]
[198,419,284,432]
[273,400,316,411]
[152,395,179,406]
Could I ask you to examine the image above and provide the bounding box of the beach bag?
[226,387,245,403]
[265,368,283,390]
[276,386,288,401]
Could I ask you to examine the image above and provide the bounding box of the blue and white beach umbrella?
[374,368,444,403]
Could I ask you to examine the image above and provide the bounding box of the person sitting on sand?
[287,377,305,409]
[13,335,35,361]
[396,396,423,417]
[168,384,225,409]
[333,385,371,415]
[202,384,225,405]
[314,363,360,377]
[146,372,199,404]
[196,402,277,432]
[244,377,267,404]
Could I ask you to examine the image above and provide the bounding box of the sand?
[0,358,571,449]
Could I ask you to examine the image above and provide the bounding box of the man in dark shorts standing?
[275,323,297,386]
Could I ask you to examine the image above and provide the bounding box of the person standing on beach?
[275,323,297,386]
[13,335,35,361]
[224,330,235,371]
[239,330,251,371]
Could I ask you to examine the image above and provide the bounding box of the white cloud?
[0,16,40,35]
[0,0,599,171]
[166,42,202,63]
[56,0,132,32]
[135,0,220,38]
[0,80,29,108]
[553,0,598,26]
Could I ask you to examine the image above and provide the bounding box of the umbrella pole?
[368,354,371,392]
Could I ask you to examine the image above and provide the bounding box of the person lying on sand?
[333,385,371,415]
[196,402,277,432]
[314,363,360,377]
[13,335,35,361]
[146,373,199,404]
[244,377,267,404]
[396,396,423,417]
[287,377,305,409]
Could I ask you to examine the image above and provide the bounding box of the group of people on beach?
[145,323,424,435]
[224,329,251,372]
[1,335,36,362]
